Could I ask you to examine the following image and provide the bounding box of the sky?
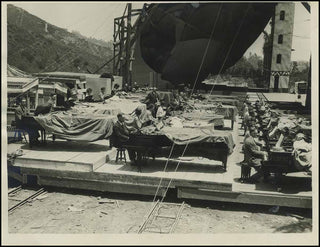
[10,2,311,61]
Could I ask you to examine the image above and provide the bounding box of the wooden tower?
[269,2,295,92]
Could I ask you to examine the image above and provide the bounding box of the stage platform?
[7,117,312,209]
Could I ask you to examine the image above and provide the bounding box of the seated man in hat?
[14,97,27,129]
[243,127,268,183]
[112,113,139,165]
[15,97,40,145]
[113,113,130,147]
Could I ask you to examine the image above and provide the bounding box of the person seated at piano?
[63,97,77,110]
[34,94,56,116]
[133,82,139,91]
[98,87,107,102]
[143,90,160,105]
[292,133,312,174]
[15,97,40,145]
[113,113,139,165]
[136,107,157,128]
[84,88,94,102]
[113,113,130,146]
[128,108,143,134]
[146,101,157,118]
[14,97,27,127]
[243,127,268,183]
[155,101,166,121]
[254,100,261,110]
[123,83,129,93]
[270,118,303,145]
[260,108,272,127]
[270,126,292,152]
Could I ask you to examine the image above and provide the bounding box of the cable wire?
[158,4,250,203]
[150,3,223,203]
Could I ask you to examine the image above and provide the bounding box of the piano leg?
[136,152,142,173]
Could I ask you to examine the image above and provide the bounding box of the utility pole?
[125,3,132,88]
[119,18,125,82]
[112,4,144,88]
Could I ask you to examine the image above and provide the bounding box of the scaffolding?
[113,3,148,88]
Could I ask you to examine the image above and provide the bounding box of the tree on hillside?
[289,61,309,85]
[222,53,265,87]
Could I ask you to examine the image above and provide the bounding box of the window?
[276,54,282,64]
[278,34,283,44]
[280,10,285,20]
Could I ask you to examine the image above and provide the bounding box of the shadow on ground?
[273,219,312,233]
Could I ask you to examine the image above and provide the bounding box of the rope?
[150,3,223,202]
[159,4,251,203]
[208,5,250,97]
[152,143,175,202]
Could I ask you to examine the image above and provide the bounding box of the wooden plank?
[19,166,232,191]
[17,150,45,159]
[37,176,167,196]
[29,151,81,162]
[177,187,312,209]
[68,152,107,166]
[17,151,106,165]
[14,159,93,172]
[14,151,108,172]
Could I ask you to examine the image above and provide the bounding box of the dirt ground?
[7,185,312,234]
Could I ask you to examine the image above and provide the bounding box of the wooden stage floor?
[7,119,312,209]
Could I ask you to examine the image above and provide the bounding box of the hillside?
[7,4,113,74]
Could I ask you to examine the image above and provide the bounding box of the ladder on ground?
[138,200,185,234]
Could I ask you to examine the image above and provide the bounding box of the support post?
[120,18,125,86]
[113,19,117,75]
[26,93,30,114]
[35,86,39,109]
[126,3,132,88]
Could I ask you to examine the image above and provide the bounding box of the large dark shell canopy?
[138,3,276,86]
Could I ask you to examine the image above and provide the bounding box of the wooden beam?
[26,93,30,114]
[19,166,232,192]
[35,86,39,108]
[37,176,167,196]
[177,187,312,209]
